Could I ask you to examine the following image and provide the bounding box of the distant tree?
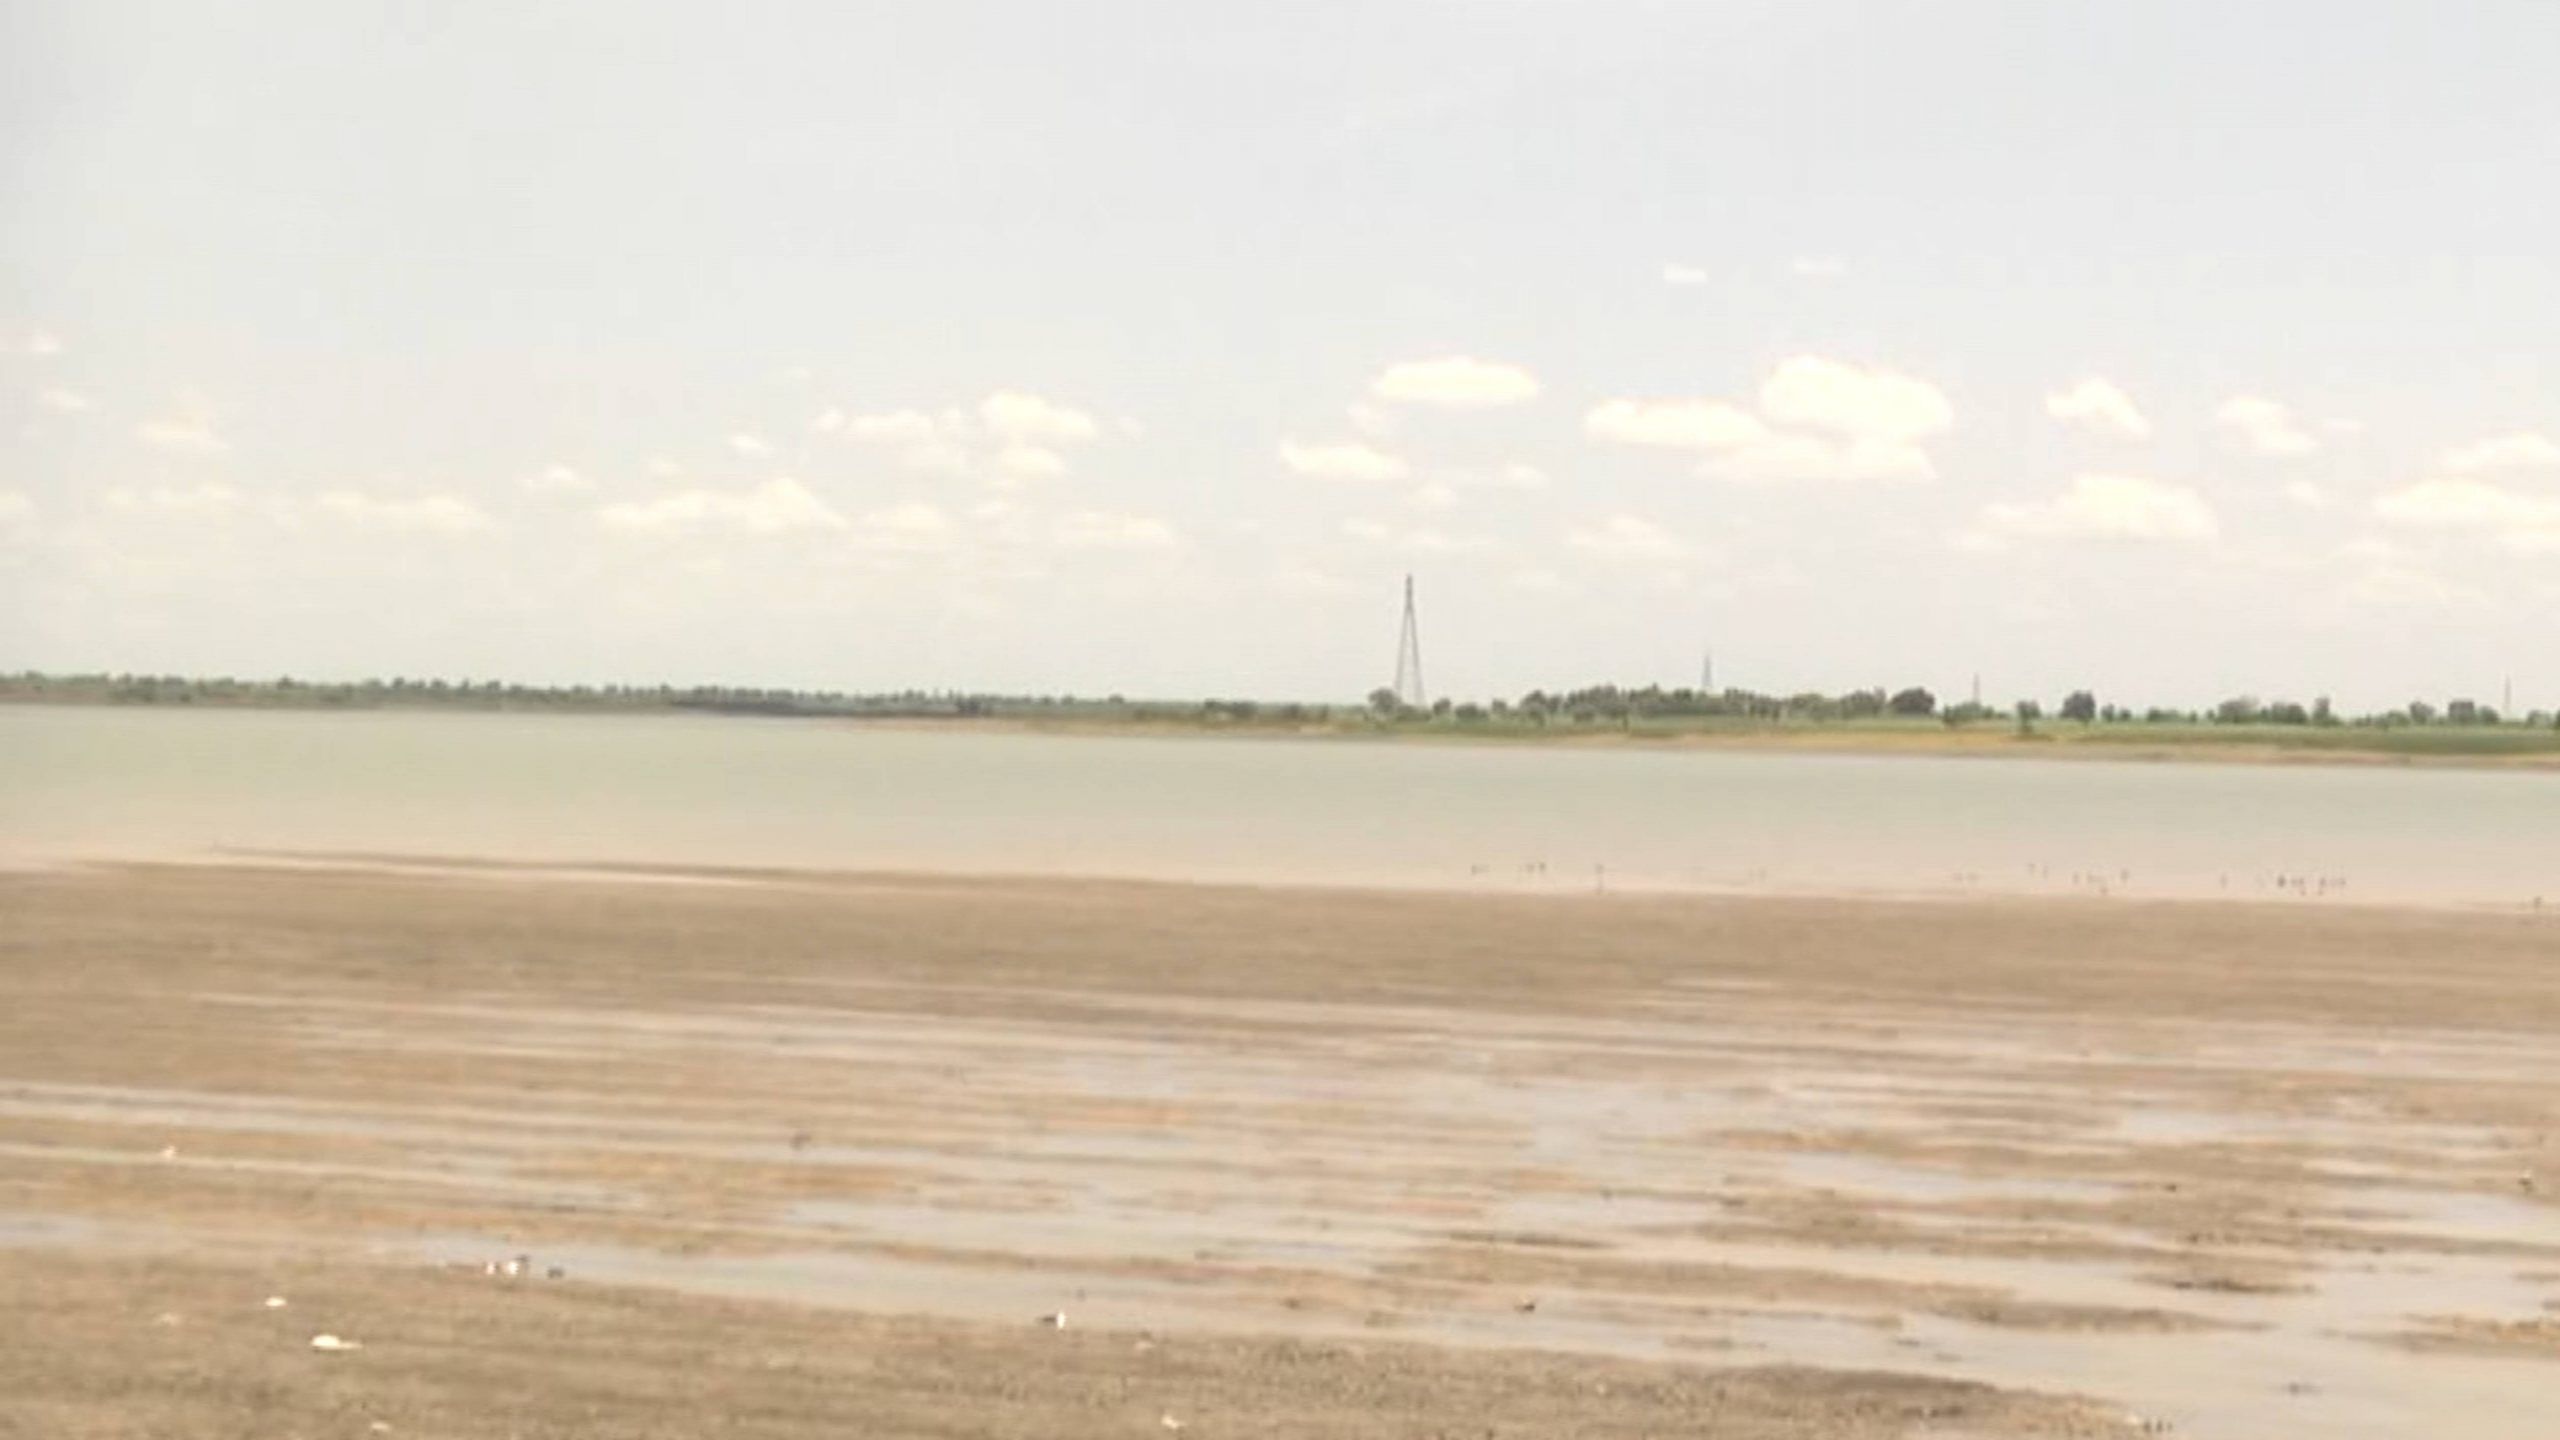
[2013,700,2041,736]
[1366,686,1401,716]
[2213,696,2262,725]
[2311,695,2337,727]
[1888,686,1936,717]
[2447,698,2480,725]
[2407,700,2437,724]
[2059,690,2097,723]
[2264,700,2309,726]
[1454,702,1487,723]
[1430,697,1453,720]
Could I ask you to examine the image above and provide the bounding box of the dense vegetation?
[7,671,2553,757]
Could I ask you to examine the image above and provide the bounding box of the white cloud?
[1702,433,1934,485]
[137,397,228,455]
[1759,356,1952,443]
[2283,480,2330,508]
[1585,397,1767,449]
[0,490,36,532]
[994,444,1069,482]
[23,331,62,357]
[2372,477,2560,532]
[315,490,495,535]
[1369,356,1541,409]
[600,477,847,536]
[1567,512,1694,561]
[810,406,846,435]
[521,463,593,495]
[646,457,684,479]
[1790,256,1849,279]
[1410,481,1459,510]
[979,390,1099,444]
[106,481,242,516]
[2215,396,2318,456]
[1279,438,1410,483]
[1053,510,1181,551]
[1973,474,2219,544]
[1588,364,1944,484]
[2438,431,2560,475]
[2044,377,2151,441]
[38,387,94,414]
[728,432,775,459]
[1346,402,1397,438]
[1662,263,1709,286]
[1494,462,1549,490]
[1509,566,1571,594]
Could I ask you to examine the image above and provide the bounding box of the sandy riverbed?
[3,862,2555,1437]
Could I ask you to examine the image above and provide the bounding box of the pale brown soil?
[5,862,2558,1438]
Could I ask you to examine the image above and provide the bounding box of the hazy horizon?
[6,2,2557,712]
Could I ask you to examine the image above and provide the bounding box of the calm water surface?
[4,706,2556,906]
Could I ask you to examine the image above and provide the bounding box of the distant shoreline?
[10,695,2559,772]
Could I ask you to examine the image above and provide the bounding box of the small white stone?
[309,1333,362,1352]
[263,1296,288,1309]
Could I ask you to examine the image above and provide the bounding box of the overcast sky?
[5,1,2557,709]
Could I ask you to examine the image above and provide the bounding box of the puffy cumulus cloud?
[1759,357,1952,443]
[2283,480,2330,509]
[106,481,243,516]
[315,489,495,535]
[2372,477,2560,555]
[521,463,593,495]
[1566,512,1693,561]
[38,386,94,413]
[1409,481,1459,510]
[0,490,36,533]
[1369,356,1541,409]
[1972,474,2218,545]
[1052,510,1181,552]
[600,477,846,536]
[1278,438,1409,483]
[2044,377,2151,441]
[2437,431,2560,475]
[1661,263,1709,286]
[137,396,228,455]
[979,390,1100,445]
[2215,396,2318,456]
[1493,462,1549,490]
[1585,397,1766,449]
[826,393,1108,480]
[1789,256,1849,279]
[1703,434,1933,485]
[1587,360,1947,484]
[728,432,776,459]
[22,331,63,357]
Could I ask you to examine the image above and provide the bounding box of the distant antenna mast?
[1970,672,1982,707]
[1392,574,1427,708]
[1700,645,1714,692]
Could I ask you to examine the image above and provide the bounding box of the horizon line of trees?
[4,670,2552,731]
[1362,682,2553,730]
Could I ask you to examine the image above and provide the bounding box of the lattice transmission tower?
[1392,574,1426,709]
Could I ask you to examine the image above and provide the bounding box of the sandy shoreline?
[3,863,2556,1437]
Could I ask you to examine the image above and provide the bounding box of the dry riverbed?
[3,862,2556,1438]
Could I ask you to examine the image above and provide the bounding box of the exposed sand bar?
[3,863,2557,1437]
